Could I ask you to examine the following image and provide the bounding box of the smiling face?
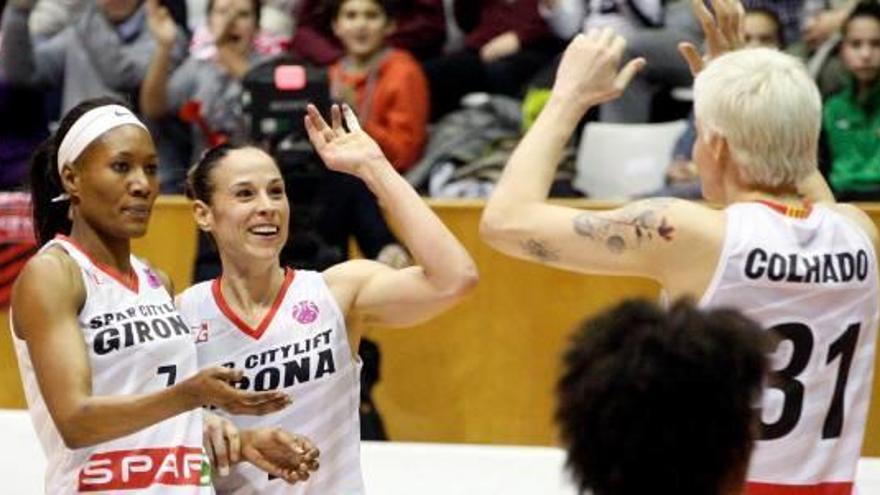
[332,0,394,63]
[195,147,289,264]
[66,124,159,240]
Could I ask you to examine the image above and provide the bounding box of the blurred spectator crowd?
[2,0,880,201]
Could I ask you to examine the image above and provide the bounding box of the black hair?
[556,298,769,495]
[185,142,277,204]
[185,142,238,204]
[207,0,262,28]
[843,0,880,37]
[29,96,131,247]
[746,6,786,48]
[327,0,399,20]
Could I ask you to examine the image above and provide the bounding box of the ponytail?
[27,96,131,247]
[29,139,71,246]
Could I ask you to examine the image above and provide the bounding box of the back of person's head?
[29,96,132,247]
[556,299,769,495]
[694,48,821,190]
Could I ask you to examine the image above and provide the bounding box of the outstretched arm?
[307,104,478,329]
[140,0,179,119]
[12,251,291,449]
[480,29,691,278]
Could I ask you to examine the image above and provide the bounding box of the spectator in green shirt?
[823,1,880,200]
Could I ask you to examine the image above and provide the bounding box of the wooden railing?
[2,197,879,455]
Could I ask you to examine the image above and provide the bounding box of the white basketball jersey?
[699,201,879,495]
[178,269,364,495]
[12,235,211,494]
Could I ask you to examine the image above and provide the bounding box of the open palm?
[304,104,387,176]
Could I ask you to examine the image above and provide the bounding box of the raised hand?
[550,28,646,112]
[304,103,388,176]
[146,0,178,49]
[241,428,320,483]
[678,0,745,75]
[181,366,292,415]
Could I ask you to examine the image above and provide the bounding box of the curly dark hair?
[556,298,769,495]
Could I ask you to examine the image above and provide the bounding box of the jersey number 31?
[761,322,861,441]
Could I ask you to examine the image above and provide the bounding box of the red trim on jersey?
[746,481,853,495]
[211,267,295,340]
[55,234,139,293]
[755,199,813,219]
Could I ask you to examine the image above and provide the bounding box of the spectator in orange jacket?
[292,0,446,65]
[328,0,430,172]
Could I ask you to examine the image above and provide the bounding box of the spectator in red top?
[424,0,563,119]
[328,0,430,171]
[291,0,446,65]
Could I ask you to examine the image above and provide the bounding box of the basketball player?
[176,104,478,494]
[480,1,879,492]
[11,97,318,493]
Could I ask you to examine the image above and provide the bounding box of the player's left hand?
[678,0,744,75]
[241,428,320,484]
[305,103,389,176]
[203,411,240,477]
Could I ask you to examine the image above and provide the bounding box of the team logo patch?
[195,323,209,343]
[144,268,163,289]
[292,300,319,324]
[78,446,210,491]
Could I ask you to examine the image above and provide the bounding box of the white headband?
[53,105,148,202]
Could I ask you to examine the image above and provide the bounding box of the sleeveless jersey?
[178,269,364,495]
[699,202,879,495]
[11,235,211,494]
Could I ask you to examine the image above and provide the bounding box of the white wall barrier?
[2,409,879,494]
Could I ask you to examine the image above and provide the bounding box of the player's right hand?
[184,366,292,415]
[550,28,645,112]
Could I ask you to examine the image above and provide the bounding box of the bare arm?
[77,3,183,92]
[12,250,291,449]
[140,0,178,119]
[481,29,683,277]
[307,104,478,329]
